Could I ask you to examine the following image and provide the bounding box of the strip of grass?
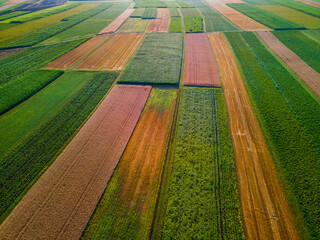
[269,0,320,18]
[3,4,79,23]
[0,39,86,85]
[272,30,320,74]
[228,3,305,29]
[2,4,111,48]
[42,3,129,44]
[184,16,203,32]
[225,32,320,239]
[0,11,31,21]
[0,69,63,115]
[169,17,182,32]
[81,89,176,240]
[180,7,201,16]
[0,71,94,159]
[141,7,157,19]
[0,71,118,222]
[118,33,183,85]
[156,88,244,239]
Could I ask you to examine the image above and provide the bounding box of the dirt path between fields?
[208,32,299,240]
[0,85,151,240]
[257,31,320,99]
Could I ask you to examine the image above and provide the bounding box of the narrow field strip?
[257,31,320,98]
[45,35,110,70]
[155,88,244,239]
[296,0,320,7]
[75,33,144,71]
[82,89,177,239]
[259,5,320,29]
[118,18,150,32]
[0,71,92,159]
[147,18,170,32]
[212,4,271,31]
[98,8,134,34]
[0,85,151,240]
[184,33,221,87]
[208,32,299,240]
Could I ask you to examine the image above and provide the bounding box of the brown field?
[44,35,109,69]
[212,5,271,30]
[257,31,320,98]
[0,85,151,240]
[0,47,26,60]
[208,32,299,240]
[75,33,144,71]
[184,33,221,87]
[157,8,170,19]
[296,0,320,7]
[147,18,170,32]
[0,0,26,10]
[98,8,134,34]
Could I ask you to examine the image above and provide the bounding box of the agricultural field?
[1,0,320,239]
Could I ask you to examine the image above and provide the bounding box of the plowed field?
[75,33,144,70]
[208,33,299,240]
[184,33,221,87]
[147,18,170,32]
[45,35,109,69]
[98,8,134,34]
[82,89,177,239]
[157,8,170,19]
[0,85,151,240]
[212,5,271,31]
[257,31,320,98]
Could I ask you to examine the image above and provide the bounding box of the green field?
[225,32,320,239]
[0,71,118,222]
[269,0,320,18]
[134,1,167,8]
[0,69,63,115]
[228,3,305,29]
[272,30,320,74]
[131,7,145,17]
[118,33,183,85]
[0,11,31,21]
[180,7,201,16]
[118,18,150,32]
[154,88,244,239]
[183,16,203,32]
[169,7,180,17]
[169,17,182,32]
[141,7,157,19]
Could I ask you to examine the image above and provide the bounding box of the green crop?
[269,0,320,18]
[169,17,182,32]
[141,7,157,19]
[184,16,203,32]
[0,11,31,21]
[169,7,180,17]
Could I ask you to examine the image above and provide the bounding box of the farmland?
[118,33,183,85]
[1,0,320,239]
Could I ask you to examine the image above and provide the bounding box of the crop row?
[228,3,304,29]
[165,1,194,7]
[134,1,167,8]
[272,30,320,74]
[2,3,111,48]
[118,33,183,85]
[154,88,244,239]
[225,32,320,239]
[0,69,63,115]
[0,11,31,21]
[130,7,145,18]
[0,3,93,46]
[141,7,157,19]
[169,7,180,17]
[184,16,203,32]
[0,38,85,85]
[3,3,79,23]
[42,3,129,44]
[0,71,118,222]
[169,17,182,32]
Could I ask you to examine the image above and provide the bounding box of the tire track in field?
[208,32,299,240]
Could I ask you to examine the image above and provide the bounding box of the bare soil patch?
[98,8,134,34]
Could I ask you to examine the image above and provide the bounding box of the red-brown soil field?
[147,19,170,33]
[98,8,134,34]
[45,35,110,69]
[212,5,271,31]
[208,32,299,240]
[257,31,320,98]
[75,33,144,71]
[184,33,221,87]
[157,8,170,19]
[0,85,151,240]
[296,0,320,7]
